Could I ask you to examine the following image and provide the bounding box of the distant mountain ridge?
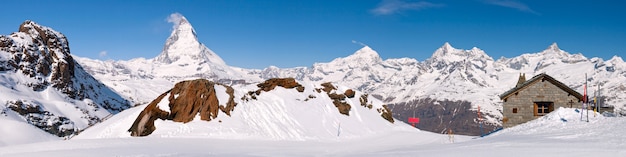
[0,20,130,142]
[75,14,626,136]
[253,42,625,134]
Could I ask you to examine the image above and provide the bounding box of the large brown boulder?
[128,79,237,136]
[168,79,221,122]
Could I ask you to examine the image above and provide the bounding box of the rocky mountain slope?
[75,14,626,136]
[0,21,130,143]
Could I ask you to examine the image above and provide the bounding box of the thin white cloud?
[371,0,444,15]
[98,50,107,57]
[166,12,185,30]
[352,40,368,47]
[482,0,539,15]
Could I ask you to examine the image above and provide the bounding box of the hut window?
[534,102,554,116]
[512,108,518,113]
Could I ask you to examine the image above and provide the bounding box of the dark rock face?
[129,79,236,136]
[6,100,76,137]
[388,98,498,136]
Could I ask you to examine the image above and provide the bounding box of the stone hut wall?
[503,80,581,128]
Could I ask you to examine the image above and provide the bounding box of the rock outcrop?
[315,82,394,123]
[256,78,304,93]
[244,78,305,100]
[128,79,236,136]
[316,82,352,116]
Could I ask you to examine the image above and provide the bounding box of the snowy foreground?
[1,108,624,156]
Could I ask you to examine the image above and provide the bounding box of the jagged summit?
[535,42,590,63]
[154,14,225,65]
[547,42,560,51]
[431,42,459,59]
[429,42,491,63]
[540,42,568,56]
[17,20,70,62]
[441,42,454,52]
[609,56,624,63]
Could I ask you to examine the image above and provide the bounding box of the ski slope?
[1,106,624,156]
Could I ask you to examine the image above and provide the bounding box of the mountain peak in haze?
[154,14,225,65]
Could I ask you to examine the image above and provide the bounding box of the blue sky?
[1,0,625,69]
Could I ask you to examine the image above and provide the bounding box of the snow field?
[6,107,624,157]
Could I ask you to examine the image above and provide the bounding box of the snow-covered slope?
[0,21,130,146]
[2,106,623,156]
[77,78,399,141]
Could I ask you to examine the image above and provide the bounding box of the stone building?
[499,73,583,128]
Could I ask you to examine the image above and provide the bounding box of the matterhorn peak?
[154,13,226,65]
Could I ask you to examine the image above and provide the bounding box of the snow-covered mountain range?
[74,14,626,136]
[0,21,130,146]
[256,42,625,134]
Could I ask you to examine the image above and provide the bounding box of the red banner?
[408,117,419,123]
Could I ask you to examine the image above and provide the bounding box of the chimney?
[516,73,526,87]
